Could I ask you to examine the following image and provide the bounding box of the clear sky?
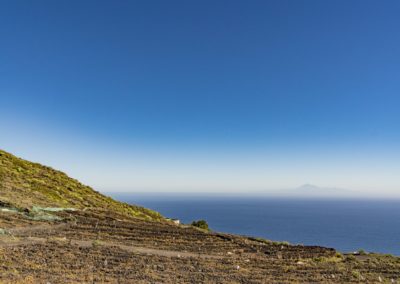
[1,1,399,196]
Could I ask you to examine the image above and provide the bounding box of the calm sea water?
[109,193,400,256]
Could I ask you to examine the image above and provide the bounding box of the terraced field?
[1,209,400,283]
[1,150,400,283]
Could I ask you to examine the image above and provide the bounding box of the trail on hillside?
[0,223,222,259]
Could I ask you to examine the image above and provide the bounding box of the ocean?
[109,193,400,256]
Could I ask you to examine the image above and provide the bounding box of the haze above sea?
[109,193,400,256]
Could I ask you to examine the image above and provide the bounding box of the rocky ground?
[1,209,399,283]
[1,150,400,283]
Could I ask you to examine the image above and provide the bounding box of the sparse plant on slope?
[191,220,209,230]
[0,150,163,221]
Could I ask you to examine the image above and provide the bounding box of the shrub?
[92,240,102,247]
[352,270,362,279]
[345,255,356,261]
[191,220,209,230]
[358,249,367,255]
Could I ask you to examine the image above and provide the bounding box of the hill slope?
[0,150,162,220]
[1,149,400,283]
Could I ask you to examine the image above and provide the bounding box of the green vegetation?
[357,249,367,255]
[335,251,343,258]
[0,150,163,221]
[92,240,102,247]
[313,253,344,263]
[345,254,356,261]
[191,220,209,230]
[351,269,363,280]
[250,237,290,246]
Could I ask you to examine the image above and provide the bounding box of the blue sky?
[1,1,399,195]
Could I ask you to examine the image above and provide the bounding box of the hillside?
[1,150,400,283]
[0,150,162,220]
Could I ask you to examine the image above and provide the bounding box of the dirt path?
[2,222,226,259]
[73,239,223,259]
[0,235,222,260]
[7,223,69,235]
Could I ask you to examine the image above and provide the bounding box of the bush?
[191,220,209,230]
[351,270,362,279]
[358,249,367,255]
[345,255,356,261]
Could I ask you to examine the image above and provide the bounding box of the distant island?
[1,150,399,283]
[291,184,357,197]
[255,184,359,199]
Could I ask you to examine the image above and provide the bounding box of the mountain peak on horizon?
[298,184,321,189]
[293,184,355,197]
